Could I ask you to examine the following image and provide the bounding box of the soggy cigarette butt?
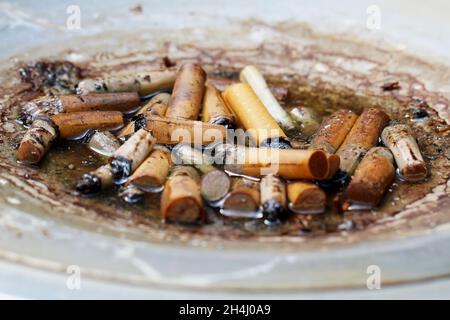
[381,123,428,181]
[222,83,287,146]
[86,130,121,157]
[51,111,124,139]
[287,182,326,214]
[125,146,171,190]
[336,108,390,174]
[342,147,395,210]
[207,77,288,102]
[325,154,341,179]
[161,166,204,223]
[240,65,296,131]
[172,143,216,174]
[76,164,114,195]
[260,174,287,221]
[202,84,235,128]
[76,70,177,95]
[17,116,58,164]
[165,63,206,120]
[145,115,227,145]
[223,177,260,212]
[21,93,140,121]
[201,170,231,203]
[310,109,358,153]
[289,106,320,137]
[109,128,156,181]
[117,93,170,138]
[223,145,329,180]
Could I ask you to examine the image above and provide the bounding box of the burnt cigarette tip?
[132,114,147,132]
[262,199,285,224]
[75,173,102,195]
[119,185,145,204]
[316,169,350,192]
[211,118,236,130]
[110,156,133,182]
[260,137,291,149]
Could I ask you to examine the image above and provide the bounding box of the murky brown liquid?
[0,22,449,244]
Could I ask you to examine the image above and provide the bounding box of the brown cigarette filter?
[117,93,170,138]
[125,146,171,190]
[161,166,204,223]
[51,111,124,139]
[223,146,329,180]
[223,177,261,212]
[260,174,287,220]
[222,83,287,145]
[145,115,227,145]
[76,69,177,95]
[336,107,390,174]
[202,83,235,128]
[310,109,358,153]
[16,116,58,164]
[343,147,395,209]
[381,123,428,181]
[165,63,206,120]
[287,182,326,214]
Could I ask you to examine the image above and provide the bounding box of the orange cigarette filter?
[222,83,287,145]
[16,116,58,164]
[342,147,395,210]
[223,177,261,212]
[51,111,124,139]
[224,146,329,180]
[165,63,206,120]
[287,181,326,214]
[161,166,204,223]
[202,83,235,128]
[117,93,170,138]
[145,114,227,145]
[125,146,171,190]
[336,107,390,174]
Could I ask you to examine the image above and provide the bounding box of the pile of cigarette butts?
[16,63,429,224]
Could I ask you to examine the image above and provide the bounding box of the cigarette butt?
[86,130,121,157]
[240,65,296,131]
[125,146,171,190]
[61,92,140,113]
[16,116,58,164]
[260,174,287,221]
[223,177,260,213]
[336,108,390,174]
[145,115,227,145]
[161,166,204,223]
[207,77,288,102]
[51,111,124,139]
[342,147,395,209]
[223,145,329,180]
[326,154,341,179]
[310,109,358,153]
[201,169,231,203]
[117,93,170,138]
[289,107,320,137]
[222,83,287,146]
[110,128,156,181]
[202,84,235,128]
[119,184,145,204]
[165,63,206,120]
[76,164,114,195]
[381,123,428,182]
[76,69,177,95]
[287,182,326,214]
[172,143,218,174]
